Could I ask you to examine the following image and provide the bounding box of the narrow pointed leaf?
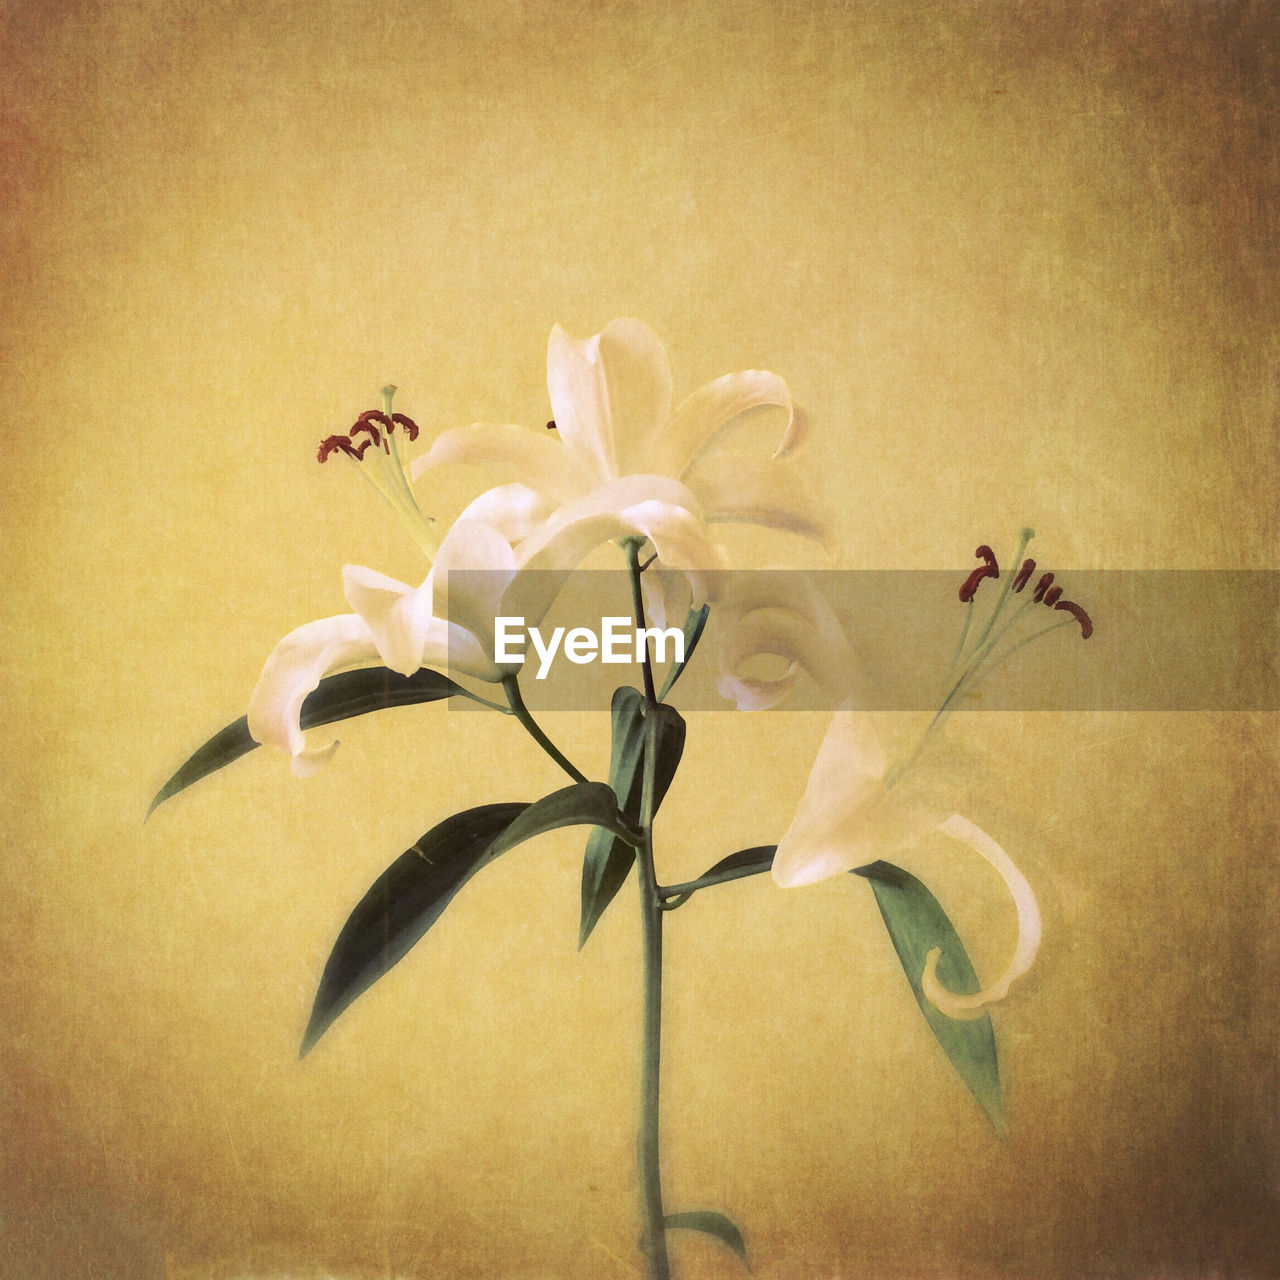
[579,689,645,947]
[149,667,464,815]
[485,781,640,862]
[695,845,775,882]
[661,845,777,907]
[579,688,685,948]
[853,860,1006,1135]
[302,802,526,1056]
[657,602,711,701]
[664,1211,748,1265]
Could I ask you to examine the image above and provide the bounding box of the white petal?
[715,667,799,712]
[513,475,715,573]
[771,710,891,887]
[686,456,832,550]
[429,519,520,680]
[654,370,803,479]
[547,319,673,483]
[717,605,856,708]
[408,423,587,501]
[416,614,506,684]
[343,565,433,677]
[921,815,1043,1020]
[502,477,727,626]
[715,574,858,706]
[620,500,730,605]
[640,565,691,632]
[246,613,380,775]
[455,484,554,545]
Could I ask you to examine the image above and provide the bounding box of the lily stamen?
[317,435,364,463]
[958,544,999,602]
[349,420,384,451]
[1032,572,1055,603]
[316,388,439,557]
[949,539,1093,703]
[391,413,419,441]
[1054,599,1093,639]
[899,534,1095,783]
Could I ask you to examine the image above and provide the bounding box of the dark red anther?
[318,435,359,463]
[355,411,393,452]
[1012,559,1036,592]
[1055,600,1094,639]
[546,420,557,431]
[958,545,1000,602]
[350,421,383,451]
[390,412,420,442]
[1044,585,1063,606]
[1032,572,1055,603]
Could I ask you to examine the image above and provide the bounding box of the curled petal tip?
[921,815,1043,1020]
[291,739,341,777]
[771,403,808,460]
[922,948,988,1021]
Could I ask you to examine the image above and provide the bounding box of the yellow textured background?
[2,1,1277,1276]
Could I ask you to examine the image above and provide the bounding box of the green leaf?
[664,1211,749,1265]
[853,860,1006,1136]
[693,845,775,882]
[657,603,711,701]
[579,688,686,948]
[485,781,641,861]
[301,785,636,1057]
[149,667,464,816]
[578,689,645,947]
[301,802,527,1056]
[661,846,776,908]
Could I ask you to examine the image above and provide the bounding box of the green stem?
[453,687,515,714]
[624,535,670,1278]
[636,714,669,1280]
[625,538,659,706]
[501,674,588,784]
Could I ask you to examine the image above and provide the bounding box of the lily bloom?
[247,510,521,775]
[768,707,1041,1021]
[715,562,1059,1021]
[248,393,542,775]
[252,345,798,775]
[409,319,828,585]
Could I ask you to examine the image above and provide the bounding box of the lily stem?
[637,713,670,1280]
[625,538,659,706]
[501,674,588,784]
[453,687,515,714]
[627,536,670,1279]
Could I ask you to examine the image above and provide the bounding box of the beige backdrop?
[2,1,1277,1276]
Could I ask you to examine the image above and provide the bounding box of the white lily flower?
[770,708,1041,1021]
[247,513,519,775]
[248,390,537,774]
[409,319,829,582]
[716,572,1044,1022]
